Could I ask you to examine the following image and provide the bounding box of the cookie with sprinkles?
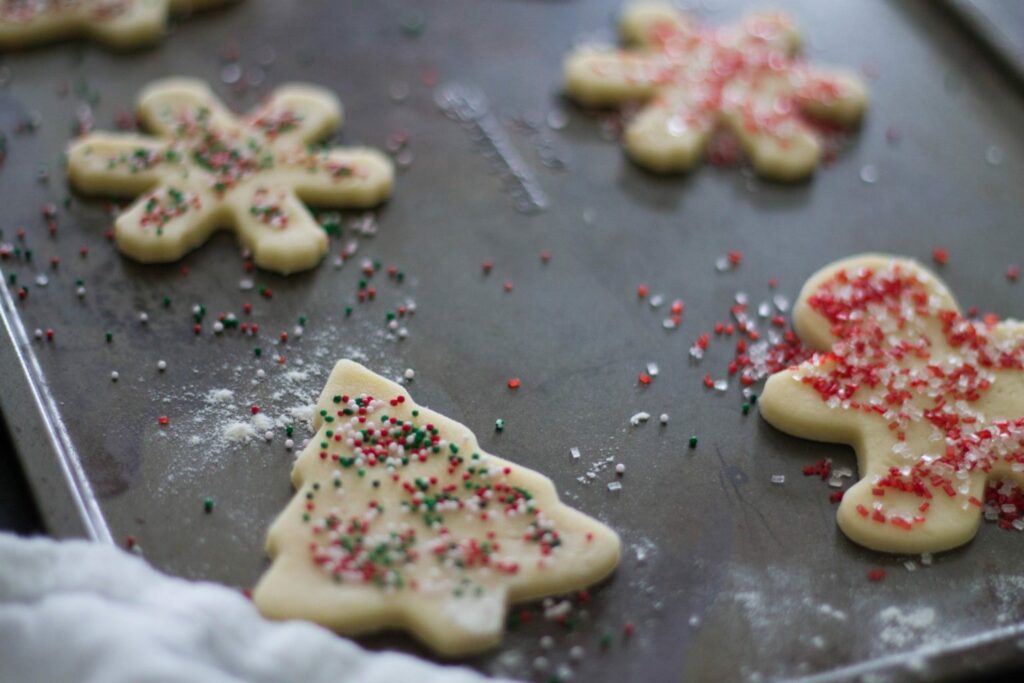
[563,4,868,181]
[254,360,621,656]
[0,0,234,50]
[67,78,393,274]
[761,254,1024,553]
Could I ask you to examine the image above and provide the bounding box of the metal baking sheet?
[1,1,1023,681]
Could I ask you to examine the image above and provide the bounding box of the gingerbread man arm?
[760,254,1024,553]
[254,360,621,657]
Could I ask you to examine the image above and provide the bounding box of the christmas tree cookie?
[254,360,622,656]
[563,4,868,181]
[67,78,393,274]
[761,254,1024,553]
[0,0,233,50]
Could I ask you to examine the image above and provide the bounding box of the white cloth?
[0,533,510,683]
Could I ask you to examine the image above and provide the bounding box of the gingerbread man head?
[761,255,1024,553]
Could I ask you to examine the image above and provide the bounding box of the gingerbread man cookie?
[564,4,868,181]
[761,255,1024,554]
[254,360,621,656]
[0,0,232,50]
[67,78,393,274]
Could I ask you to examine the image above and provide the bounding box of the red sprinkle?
[507,378,521,390]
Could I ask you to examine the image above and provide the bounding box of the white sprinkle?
[607,481,623,492]
[256,369,266,379]
[546,109,568,130]
[629,411,651,426]
[293,326,304,338]
[920,552,933,566]
[239,278,254,291]
[110,371,119,381]
[904,561,917,572]
[33,328,43,340]
[139,312,149,324]
[263,430,274,442]
[715,256,730,272]
[285,438,295,451]
[157,360,167,371]
[713,379,728,392]
[662,318,678,330]
[213,321,225,334]
[859,164,878,184]
[646,362,659,376]
[771,474,786,484]
[615,463,625,475]
[570,446,581,460]
[76,286,86,298]
[569,645,585,661]
[533,656,549,671]
[404,368,415,381]
[985,145,1004,166]
[35,275,48,287]
[539,635,555,650]
[649,294,664,308]
[659,413,669,425]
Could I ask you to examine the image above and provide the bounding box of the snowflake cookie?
[761,254,1024,553]
[563,4,868,181]
[67,78,394,274]
[254,360,622,656]
[0,0,233,50]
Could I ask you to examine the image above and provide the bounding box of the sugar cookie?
[564,4,868,180]
[254,360,621,656]
[761,255,1024,553]
[0,0,232,50]
[67,78,393,274]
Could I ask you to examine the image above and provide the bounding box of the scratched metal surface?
[1,0,1023,681]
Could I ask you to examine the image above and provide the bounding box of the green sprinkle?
[254,347,262,357]
[163,296,171,307]
[495,418,505,432]
[298,315,307,326]
[741,403,750,415]
[105,331,112,343]
[203,497,214,513]
[750,393,758,404]
[600,631,612,647]
[689,435,698,449]
[286,424,294,436]
[344,306,353,318]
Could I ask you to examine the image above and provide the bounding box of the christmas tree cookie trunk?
[254,360,622,657]
[760,254,1024,554]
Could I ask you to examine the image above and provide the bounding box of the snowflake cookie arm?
[247,84,342,149]
[0,0,169,50]
[760,254,998,553]
[254,360,621,657]
[113,184,223,264]
[280,147,395,209]
[223,184,329,275]
[67,133,175,197]
[137,78,240,137]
